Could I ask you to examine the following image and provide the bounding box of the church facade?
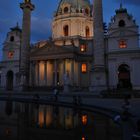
[0,0,140,92]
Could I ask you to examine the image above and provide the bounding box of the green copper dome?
[56,0,91,15]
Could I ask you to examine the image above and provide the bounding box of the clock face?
[8,51,14,59]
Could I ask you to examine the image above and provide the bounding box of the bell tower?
[90,0,107,93]
[19,0,35,90]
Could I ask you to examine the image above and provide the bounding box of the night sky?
[0,0,140,59]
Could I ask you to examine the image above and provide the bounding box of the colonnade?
[30,59,79,87]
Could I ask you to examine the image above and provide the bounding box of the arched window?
[8,51,14,59]
[64,7,69,13]
[118,20,125,27]
[10,36,14,42]
[63,25,69,36]
[6,70,14,90]
[85,26,90,37]
[117,64,132,89]
[81,63,87,73]
[80,44,87,52]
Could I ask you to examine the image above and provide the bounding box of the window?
[8,51,14,59]
[81,63,87,73]
[118,20,125,27]
[85,26,90,37]
[82,136,86,140]
[119,40,127,48]
[63,25,69,36]
[10,36,14,42]
[64,7,68,13]
[81,114,88,125]
[80,44,87,52]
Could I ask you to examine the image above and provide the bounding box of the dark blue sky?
[0,0,140,59]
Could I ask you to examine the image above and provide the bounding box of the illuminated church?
[0,0,140,92]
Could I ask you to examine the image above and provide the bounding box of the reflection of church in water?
[0,0,140,92]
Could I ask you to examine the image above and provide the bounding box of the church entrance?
[117,64,132,89]
[6,70,14,91]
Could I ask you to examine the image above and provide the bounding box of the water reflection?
[0,100,123,140]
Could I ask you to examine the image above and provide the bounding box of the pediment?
[31,45,76,57]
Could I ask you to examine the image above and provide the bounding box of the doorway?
[6,70,14,91]
[117,64,132,89]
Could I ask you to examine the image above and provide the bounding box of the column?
[54,60,57,86]
[30,61,35,87]
[36,61,39,86]
[19,0,35,91]
[44,61,47,86]
[63,59,66,74]
[78,62,81,88]
[63,59,66,85]
[71,60,74,86]
[89,0,107,93]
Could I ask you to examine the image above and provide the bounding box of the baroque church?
[0,0,140,92]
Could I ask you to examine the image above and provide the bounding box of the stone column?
[63,59,66,74]
[19,0,35,91]
[44,61,47,86]
[36,61,39,86]
[89,0,107,93]
[54,60,57,86]
[30,61,35,87]
[78,63,81,88]
[63,59,66,85]
[71,60,74,86]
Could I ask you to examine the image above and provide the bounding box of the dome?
[60,0,90,7]
[56,0,91,15]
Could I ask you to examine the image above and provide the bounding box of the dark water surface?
[0,99,122,140]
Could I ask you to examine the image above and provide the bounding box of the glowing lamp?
[82,136,86,140]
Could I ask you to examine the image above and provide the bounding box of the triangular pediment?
[30,43,78,60]
[31,45,76,56]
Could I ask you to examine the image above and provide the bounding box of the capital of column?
[20,1,35,11]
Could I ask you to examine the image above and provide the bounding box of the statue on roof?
[25,0,30,3]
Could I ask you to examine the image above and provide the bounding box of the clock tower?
[19,0,35,90]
